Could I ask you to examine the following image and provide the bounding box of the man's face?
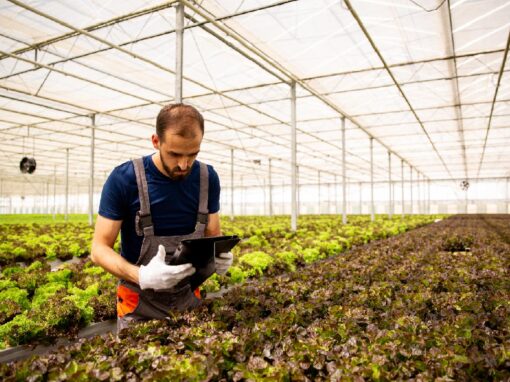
[152,124,202,181]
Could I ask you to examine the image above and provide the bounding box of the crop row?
[0,215,434,266]
[205,215,439,292]
[0,261,116,349]
[1,215,508,380]
[0,215,438,349]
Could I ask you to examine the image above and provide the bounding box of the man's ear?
[151,134,160,150]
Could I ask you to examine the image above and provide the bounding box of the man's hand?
[139,245,196,290]
[215,252,233,275]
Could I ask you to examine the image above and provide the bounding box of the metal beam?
[476,30,510,177]
[225,97,510,132]
[344,0,454,181]
[370,137,374,222]
[0,49,160,105]
[401,159,404,217]
[359,182,362,214]
[6,0,304,143]
[0,86,356,181]
[0,2,179,61]
[341,117,347,224]
[417,172,421,215]
[197,69,509,116]
[290,81,297,231]
[334,174,338,214]
[318,170,321,215]
[88,115,95,226]
[410,166,413,215]
[65,148,69,222]
[230,148,234,221]
[388,151,392,218]
[427,178,431,215]
[175,2,184,103]
[297,166,300,217]
[181,0,414,178]
[0,85,356,186]
[52,165,56,220]
[1,0,295,66]
[442,1,468,179]
[268,158,273,216]
[299,48,506,82]
[507,177,509,214]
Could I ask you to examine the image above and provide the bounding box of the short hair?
[156,103,204,140]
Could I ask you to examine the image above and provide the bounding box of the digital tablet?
[168,235,240,289]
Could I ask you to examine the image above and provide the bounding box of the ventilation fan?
[20,157,37,174]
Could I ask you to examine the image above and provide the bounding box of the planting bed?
[0,215,435,351]
[0,223,96,265]
[0,214,508,380]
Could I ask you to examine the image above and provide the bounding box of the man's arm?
[90,215,140,284]
[204,212,221,237]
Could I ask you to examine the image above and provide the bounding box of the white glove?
[215,252,233,275]
[139,245,196,290]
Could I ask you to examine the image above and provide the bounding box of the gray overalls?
[116,157,209,331]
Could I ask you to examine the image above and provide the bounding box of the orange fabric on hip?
[194,287,201,299]
[117,284,139,318]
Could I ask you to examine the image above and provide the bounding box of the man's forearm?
[91,244,140,285]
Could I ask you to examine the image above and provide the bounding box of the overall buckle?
[135,211,153,236]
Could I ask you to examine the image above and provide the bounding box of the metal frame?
[0,0,507,217]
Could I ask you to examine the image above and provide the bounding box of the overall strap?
[133,158,154,237]
[196,162,209,230]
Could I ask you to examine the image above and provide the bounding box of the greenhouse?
[0,0,509,380]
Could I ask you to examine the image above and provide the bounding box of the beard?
[161,156,192,181]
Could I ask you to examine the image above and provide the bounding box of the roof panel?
[0,0,508,191]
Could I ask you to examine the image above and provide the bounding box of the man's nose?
[177,158,188,170]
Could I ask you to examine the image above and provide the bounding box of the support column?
[370,137,374,221]
[327,177,331,214]
[46,180,50,214]
[65,148,69,222]
[318,170,321,215]
[506,177,509,214]
[388,151,392,218]
[401,159,404,217]
[175,2,184,103]
[290,81,297,231]
[88,114,95,226]
[262,177,266,215]
[359,182,362,215]
[464,182,468,214]
[334,174,338,214]
[241,175,245,216]
[341,116,347,224]
[53,165,57,220]
[427,178,431,214]
[281,178,285,214]
[268,158,273,216]
[417,172,421,215]
[409,166,413,215]
[230,148,234,221]
[297,166,300,217]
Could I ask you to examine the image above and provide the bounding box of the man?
[91,103,233,331]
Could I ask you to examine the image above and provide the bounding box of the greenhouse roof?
[0,0,509,195]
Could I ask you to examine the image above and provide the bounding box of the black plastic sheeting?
[0,285,236,364]
[0,319,117,363]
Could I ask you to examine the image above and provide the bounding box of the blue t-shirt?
[98,155,220,264]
